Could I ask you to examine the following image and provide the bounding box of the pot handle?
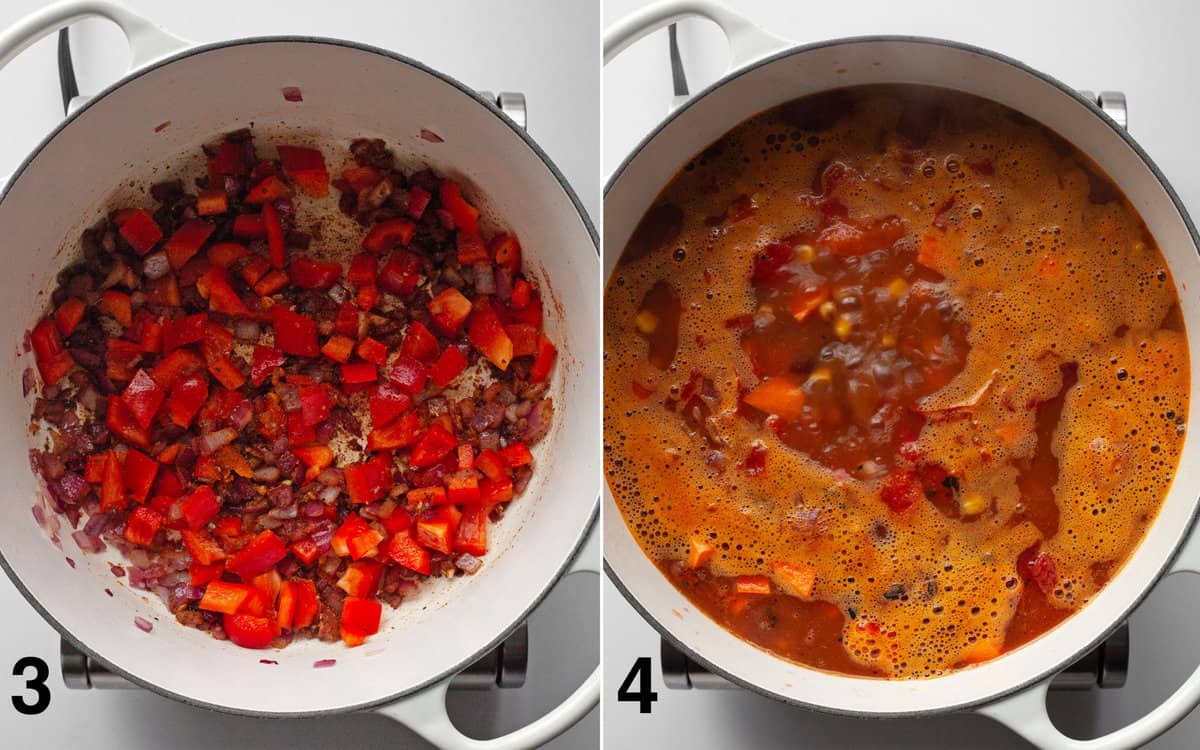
[373,517,600,749]
[978,532,1200,748]
[0,0,187,80]
[604,0,790,71]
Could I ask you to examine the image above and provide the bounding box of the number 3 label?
[11,657,50,715]
[617,656,658,713]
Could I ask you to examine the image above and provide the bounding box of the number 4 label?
[616,656,658,713]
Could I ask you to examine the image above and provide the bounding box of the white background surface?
[0,1,599,748]
[602,0,1200,748]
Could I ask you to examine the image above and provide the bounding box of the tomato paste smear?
[27,129,558,650]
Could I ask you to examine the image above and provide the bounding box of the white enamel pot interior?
[0,10,600,722]
[604,3,1200,740]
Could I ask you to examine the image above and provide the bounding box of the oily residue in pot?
[604,85,1189,679]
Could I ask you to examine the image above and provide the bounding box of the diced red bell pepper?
[456,444,475,471]
[224,613,276,649]
[164,219,215,270]
[347,253,377,287]
[410,424,458,468]
[212,515,244,539]
[446,472,480,505]
[299,384,331,426]
[499,442,533,468]
[510,278,532,310]
[151,350,204,392]
[356,337,388,366]
[457,232,488,265]
[334,301,361,338]
[341,362,377,384]
[272,306,319,357]
[105,338,141,382]
[232,213,266,239]
[288,538,319,566]
[454,504,488,556]
[246,175,291,204]
[377,251,421,296]
[276,145,329,198]
[239,257,270,289]
[439,180,478,235]
[100,450,125,512]
[208,356,246,391]
[506,323,538,358]
[207,241,249,268]
[292,579,319,629]
[475,450,507,482]
[407,185,431,219]
[429,345,469,388]
[197,266,250,316]
[734,575,772,596]
[407,486,447,507]
[338,559,384,597]
[341,165,383,191]
[98,290,132,328]
[387,527,432,574]
[249,345,284,387]
[363,219,416,253]
[251,570,282,607]
[144,275,181,307]
[199,581,253,615]
[263,201,286,269]
[196,189,228,216]
[287,410,315,445]
[166,372,208,427]
[340,596,382,647]
[506,290,543,328]
[84,453,108,484]
[330,514,372,557]
[55,298,85,337]
[368,382,413,429]
[31,318,74,385]
[388,354,428,395]
[291,444,334,483]
[416,506,458,555]
[530,334,557,383]
[467,299,514,370]
[130,311,163,354]
[225,530,287,580]
[162,313,206,353]
[345,456,393,505]
[124,505,164,546]
[253,269,289,296]
[320,335,355,363]
[36,348,74,387]
[276,580,297,630]
[490,234,521,270]
[192,453,220,483]
[367,410,420,451]
[290,256,342,290]
[240,588,269,617]
[107,396,150,448]
[122,448,158,503]
[189,562,224,586]
[119,209,163,255]
[400,322,439,362]
[181,529,225,565]
[122,368,165,430]
[480,476,514,507]
[428,288,473,336]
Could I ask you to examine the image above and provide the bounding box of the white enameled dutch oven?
[604,2,1200,747]
[0,1,600,747]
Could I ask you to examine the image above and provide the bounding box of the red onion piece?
[134,616,153,633]
[313,659,337,669]
[473,263,496,294]
[65,556,75,568]
[494,267,514,302]
[254,465,281,483]
[233,319,261,342]
[143,252,170,280]
[419,129,443,143]
[260,659,278,665]
[31,505,45,526]
[199,428,236,454]
[282,86,303,102]
[22,368,35,397]
[301,501,325,518]
[229,401,254,430]
[71,530,106,554]
[318,485,340,504]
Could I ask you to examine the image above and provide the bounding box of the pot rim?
[0,33,599,719]
[602,32,1200,718]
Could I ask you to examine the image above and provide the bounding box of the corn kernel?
[635,310,658,335]
[960,493,988,516]
[819,300,837,320]
[888,277,908,300]
[794,244,816,263]
[833,314,854,341]
[881,333,897,348]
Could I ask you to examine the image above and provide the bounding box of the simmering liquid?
[604,85,1189,678]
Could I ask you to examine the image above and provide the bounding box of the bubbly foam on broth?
[604,86,1188,678]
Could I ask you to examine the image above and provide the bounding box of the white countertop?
[0,1,599,748]
[602,1,1200,748]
